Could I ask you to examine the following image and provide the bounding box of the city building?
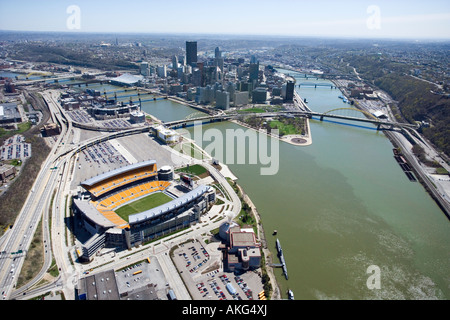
[129,110,145,124]
[140,62,149,76]
[172,55,178,70]
[186,41,198,66]
[152,124,180,144]
[157,65,167,78]
[0,103,22,125]
[252,87,267,104]
[284,80,294,102]
[77,269,120,300]
[215,90,230,110]
[233,91,248,107]
[249,62,259,83]
[219,221,261,272]
[0,164,16,182]
[42,123,61,136]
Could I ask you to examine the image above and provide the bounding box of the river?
[181,71,450,300]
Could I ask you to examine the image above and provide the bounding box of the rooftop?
[231,231,257,248]
[81,160,156,188]
[111,73,144,85]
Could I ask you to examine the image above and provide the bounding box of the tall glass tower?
[186,41,198,66]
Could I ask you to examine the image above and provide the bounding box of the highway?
[0,89,72,300]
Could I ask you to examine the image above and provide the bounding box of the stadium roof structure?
[73,198,117,228]
[110,73,144,86]
[81,160,156,188]
[128,185,212,225]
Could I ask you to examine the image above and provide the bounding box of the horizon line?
[1,29,449,42]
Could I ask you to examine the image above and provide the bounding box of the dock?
[393,149,417,182]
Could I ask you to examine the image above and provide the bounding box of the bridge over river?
[164,109,418,131]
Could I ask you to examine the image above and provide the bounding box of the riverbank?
[280,117,312,146]
[157,113,282,299]
[231,118,312,147]
[233,182,282,300]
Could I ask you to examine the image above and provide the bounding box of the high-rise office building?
[216,91,230,110]
[252,87,267,104]
[215,47,221,58]
[186,41,198,66]
[172,55,178,70]
[249,62,259,82]
[140,62,149,76]
[157,65,167,78]
[214,47,224,72]
[192,68,202,87]
[285,80,295,102]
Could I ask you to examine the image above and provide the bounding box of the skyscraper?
[249,62,259,82]
[214,46,224,72]
[285,80,295,102]
[172,55,178,70]
[215,47,221,58]
[186,41,197,66]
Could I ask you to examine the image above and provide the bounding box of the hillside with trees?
[345,53,449,157]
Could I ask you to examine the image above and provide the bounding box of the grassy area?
[115,192,173,220]
[0,121,31,138]
[16,216,44,289]
[268,116,306,136]
[269,120,297,135]
[436,167,449,175]
[175,164,208,177]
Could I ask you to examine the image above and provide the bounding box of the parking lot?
[0,134,31,161]
[67,109,93,124]
[172,239,264,300]
[72,141,130,186]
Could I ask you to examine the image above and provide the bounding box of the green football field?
[115,192,173,221]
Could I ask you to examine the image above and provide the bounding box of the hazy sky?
[0,0,449,39]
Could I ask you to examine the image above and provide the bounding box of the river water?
[6,71,449,299]
[180,71,450,300]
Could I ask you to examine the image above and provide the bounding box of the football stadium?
[73,160,216,262]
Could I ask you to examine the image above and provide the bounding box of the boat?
[288,289,294,300]
[276,239,288,280]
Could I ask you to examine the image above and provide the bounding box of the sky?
[0,0,449,39]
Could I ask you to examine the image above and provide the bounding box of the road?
[0,90,72,300]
